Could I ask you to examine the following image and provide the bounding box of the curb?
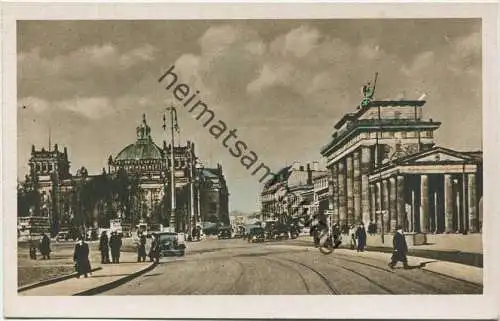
[18,267,103,293]
[73,262,157,296]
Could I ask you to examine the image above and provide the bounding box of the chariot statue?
[360,72,379,108]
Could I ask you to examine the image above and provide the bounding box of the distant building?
[199,165,230,225]
[260,162,326,222]
[320,95,482,234]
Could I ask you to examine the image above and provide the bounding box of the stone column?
[444,174,454,233]
[331,164,339,224]
[338,160,347,229]
[467,173,478,233]
[346,155,354,227]
[353,151,362,224]
[370,183,376,223]
[397,175,406,231]
[389,176,397,232]
[382,179,390,232]
[376,181,382,233]
[361,146,371,225]
[420,175,429,233]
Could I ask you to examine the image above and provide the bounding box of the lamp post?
[163,106,179,232]
[195,160,204,231]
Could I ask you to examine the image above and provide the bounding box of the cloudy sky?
[18,19,482,213]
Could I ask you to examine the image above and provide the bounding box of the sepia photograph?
[3,1,499,319]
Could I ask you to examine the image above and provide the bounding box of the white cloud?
[19,43,158,80]
[282,26,321,58]
[55,97,114,119]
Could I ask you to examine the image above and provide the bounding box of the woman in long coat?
[73,236,92,278]
[39,233,51,259]
[355,223,367,252]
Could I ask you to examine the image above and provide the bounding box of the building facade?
[320,97,482,234]
[18,114,230,235]
[260,162,327,223]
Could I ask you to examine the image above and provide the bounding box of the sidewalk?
[293,233,483,267]
[271,244,483,286]
[334,248,483,286]
[19,251,154,296]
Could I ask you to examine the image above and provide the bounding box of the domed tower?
[108,114,168,224]
[110,114,166,176]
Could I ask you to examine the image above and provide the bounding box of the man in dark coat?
[99,231,110,264]
[389,226,409,269]
[109,232,122,263]
[355,222,367,252]
[149,234,160,263]
[39,233,51,259]
[137,233,147,262]
[73,236,92,278]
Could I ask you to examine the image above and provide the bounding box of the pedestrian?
[109,231,122,263]
[332,223,342,248]
[29,238,37,260]
[39,233,51,259]
[349,225,357,250]
[73,236,92,278]
[99,231,110,264]
[389,225,409,269]
[137,233,147,262]
[355,222,367,252]
[149,233,160,263]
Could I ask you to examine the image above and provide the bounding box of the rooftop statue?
[361,72,378,108]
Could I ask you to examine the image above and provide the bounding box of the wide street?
[101,237,482,295]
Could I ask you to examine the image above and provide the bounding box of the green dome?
[114,113,164,161]
[115,140,163,161]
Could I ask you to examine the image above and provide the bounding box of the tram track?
[331,254,446,294]
[277,257,342,295]
[260,257,312,294]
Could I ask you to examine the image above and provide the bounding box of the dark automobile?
[234,226,246,239]
[218,227,232,239]
[247,227,265,243]
[156,232,186,257]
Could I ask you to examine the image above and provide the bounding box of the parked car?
[218,227,232,239]
[247,227,265,243]
[155,232,186,258]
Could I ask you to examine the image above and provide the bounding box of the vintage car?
[217,227,232,239]
[247,227,266,243]
[154,232,186,258]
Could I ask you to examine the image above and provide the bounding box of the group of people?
[29,233,52,260]
[98,231,123,264]
[311,216,410,269]
[349,223,367,252]
[136,232,161,263]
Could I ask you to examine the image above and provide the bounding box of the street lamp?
[195,159,204,231]
[163,106,179,232]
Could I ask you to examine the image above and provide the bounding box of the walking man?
[355,222,367,252]
[149,233,160,264]
[73,236,92,278]
[389,226,409,269]
[109,231,122,264]
[99,231,110,264]
[137,233,147,262]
